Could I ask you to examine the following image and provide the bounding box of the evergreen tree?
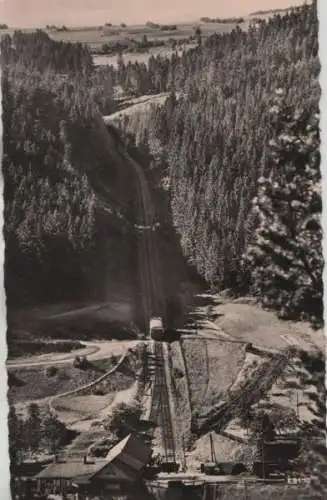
[8,405,25,466]
[243,89,322,325]
[26,403,42,454]
[42,413,67,454]
[105,401,142,439]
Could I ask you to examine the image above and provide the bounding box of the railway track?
[111,128,176,461]
[150,341,176,462]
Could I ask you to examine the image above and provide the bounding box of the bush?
[73,355,88,370]
[93,387,105,395]
[173,367,184,379]
[45,366,58,377]
[106,401,143,438]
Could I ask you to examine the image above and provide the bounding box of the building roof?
[35,434,152,483]
[35,460,108,480]
[93,433,152,482]
[105,433,151,468]
[106,434,152,470]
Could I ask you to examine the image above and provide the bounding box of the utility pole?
[296,391,300,420]
[262,437,265,480]
[181,434,187,472]
[210,432,216,463]
[244,479,248,500]
[262,419,265,480]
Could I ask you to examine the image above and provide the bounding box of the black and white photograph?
[1,0,325,499]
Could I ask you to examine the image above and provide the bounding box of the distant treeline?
[104,22,127,28]
[97,36,165,56]
[250,6,303,16]
[146,21,177,31]
[46,24,69,32]
[200,17,244,23]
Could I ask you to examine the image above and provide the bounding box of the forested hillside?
[112,2,321,324]
[1,2,322,327]
[1,30,191,330]
[1,31,137,309]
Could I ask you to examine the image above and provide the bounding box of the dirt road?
[7,340,139,369]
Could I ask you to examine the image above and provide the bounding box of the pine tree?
[26,403,42,454]
[42,413,67,455]
[243,89,322,325]
[8,405,25,467]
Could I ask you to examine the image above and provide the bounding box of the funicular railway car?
[149,317,166,341]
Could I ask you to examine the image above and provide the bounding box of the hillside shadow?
[8,372,26,388]
[118,127,207,330]
[191,295,219,308]
[211,312,224,320]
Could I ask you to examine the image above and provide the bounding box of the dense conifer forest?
[1,31,135,307]
[1,1,322,326]
[112,2,322,325]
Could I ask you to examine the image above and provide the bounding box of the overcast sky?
[2,0,305,27]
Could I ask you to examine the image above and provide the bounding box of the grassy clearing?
[169,342,193,452]
[8,358,133,403]
[181,338,246,416]
[205,340,247,408]
[211,299,324,352]
[180,338,208,413]
[53,394,115,422]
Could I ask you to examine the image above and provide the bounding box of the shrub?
[93,387,105,395]
[45,366,58,377]
[173,367,184,379]
[73,355,88,370]
[106,401,143,438]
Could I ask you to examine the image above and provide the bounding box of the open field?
[53,394,115,425]
[193,294,324,352]
[46,21,248,48]
[0,21,247,68]
[8,358,133,403]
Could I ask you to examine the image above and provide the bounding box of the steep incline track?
[102,119,175,461]
[150,342,176,461]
